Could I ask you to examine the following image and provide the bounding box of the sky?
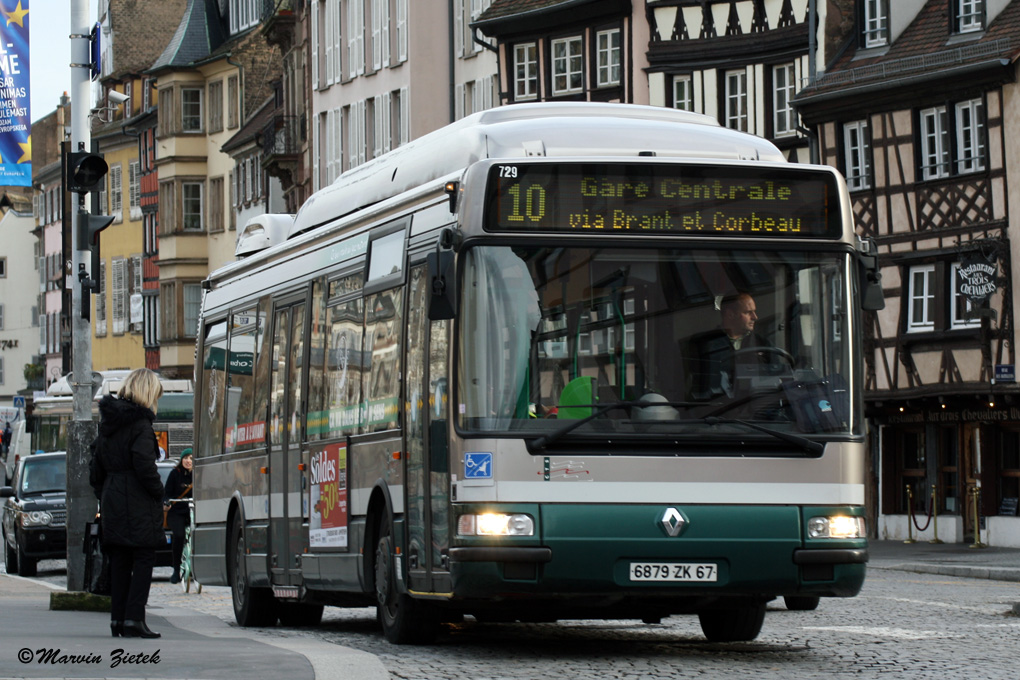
[29,3,79,124]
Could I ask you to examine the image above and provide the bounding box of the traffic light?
[77,210,115,291]
[65,151,109,194]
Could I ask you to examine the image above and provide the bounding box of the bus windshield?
[458,245,858,441]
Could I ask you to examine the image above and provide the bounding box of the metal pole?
[66,0,98,592]
[969,486,987,549]
[929,485,943,544]
[903,485,916,544]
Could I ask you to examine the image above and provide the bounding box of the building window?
[950,262,982,330]
[919,100,985,180]
[843,120,872,191]
[112,257,128,335]
[907,264,935,332]
[514,43,538,101]
[0,256,5,277]
[551,36,583,96]
[230,0,259,34]
[955,0,984,33]
[919,106,950,181]
[673,75,693,111]
[182,182,204,231]
[772,63,797,137]
[209,177,225,233]
[0,303,4,329]
[0,357,4,385]
[596,29,621,88]
[863,0,888,48]
[182,87,203,132]
[109,164,123,215]
[955,98,985,174]
[227,76,239,129]
[95,259,107,337]
[184,283,202,338]
[128,161,140,211]
[724,69,748,132]
[208,80,223,132]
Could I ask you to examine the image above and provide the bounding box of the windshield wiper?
[527,399,697,453]
[702,416,823,455]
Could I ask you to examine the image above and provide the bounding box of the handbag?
[83,520,111,596]
[165,483,193,529]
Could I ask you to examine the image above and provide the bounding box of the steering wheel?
[733,346,796,374]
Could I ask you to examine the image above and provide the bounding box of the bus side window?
[199,320,229,457]
[363,288,403,433]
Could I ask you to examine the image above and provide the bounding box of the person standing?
[163,448,193,584]
[89,368,165,639]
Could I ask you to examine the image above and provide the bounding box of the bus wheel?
[783,595,820,611]
[278,602,324,627]
[228,518,278,627]
[374,518,439,644]
[697,601,766,642]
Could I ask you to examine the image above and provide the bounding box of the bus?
[191,103,883,644]
[29,371,194,460]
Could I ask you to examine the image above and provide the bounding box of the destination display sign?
[485,163,842,237]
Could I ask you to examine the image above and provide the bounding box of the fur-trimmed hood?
[98,394,155,436]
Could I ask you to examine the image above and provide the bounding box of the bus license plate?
[629,562,717,582]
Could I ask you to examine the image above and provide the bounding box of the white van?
[3,420,30,486]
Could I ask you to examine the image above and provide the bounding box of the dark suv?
[1,452,67,576]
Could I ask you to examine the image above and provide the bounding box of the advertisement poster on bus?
[310,443,348,548]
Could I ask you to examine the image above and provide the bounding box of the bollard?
[969,486,987,549]
[904,485,916,544]
[929,485,943,544]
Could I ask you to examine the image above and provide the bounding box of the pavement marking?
[801,626,965,640]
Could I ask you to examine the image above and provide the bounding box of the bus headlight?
[458,513,535,537]
[807,515,865,539]
[20,510,53,528]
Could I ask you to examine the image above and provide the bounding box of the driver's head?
[720,293,758,339]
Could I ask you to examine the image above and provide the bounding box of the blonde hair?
[118,368,164,412]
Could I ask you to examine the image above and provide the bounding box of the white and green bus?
[191,103,882,644]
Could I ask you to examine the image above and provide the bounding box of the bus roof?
[289,103,786,240]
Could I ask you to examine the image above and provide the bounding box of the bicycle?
[169,498,201,594]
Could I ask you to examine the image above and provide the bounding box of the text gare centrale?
[569,176,803,233]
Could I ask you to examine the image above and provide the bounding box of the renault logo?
[660,508,686,537]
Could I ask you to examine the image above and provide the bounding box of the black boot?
[122,620,161,639]
[110,621,123,637]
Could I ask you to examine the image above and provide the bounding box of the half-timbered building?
[643,0,855,162]
[797,0,1020,546]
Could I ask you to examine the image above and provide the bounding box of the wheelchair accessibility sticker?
[463,452,494,486]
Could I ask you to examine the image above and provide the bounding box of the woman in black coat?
[89,368,165,639]
[162,448,193,584]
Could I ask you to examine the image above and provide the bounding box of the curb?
[870,563,1020,582]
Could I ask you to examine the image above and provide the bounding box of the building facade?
[0,193,38,402]
[797,0,1020,546]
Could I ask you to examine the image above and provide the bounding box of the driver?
[688,292,775,399]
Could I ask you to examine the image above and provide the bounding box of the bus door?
[268,298,307,587]
[405,264,452,593]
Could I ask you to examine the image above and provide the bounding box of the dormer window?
[862,0,888,48]
[955,0,984,34]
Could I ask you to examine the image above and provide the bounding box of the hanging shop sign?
[957,251,998,304]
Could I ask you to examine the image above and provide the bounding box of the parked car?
[1,452,67,576]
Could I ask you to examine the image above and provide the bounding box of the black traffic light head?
[66,151,109,194]
[77,210,115,292]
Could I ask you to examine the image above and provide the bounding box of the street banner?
[0,0,30,186]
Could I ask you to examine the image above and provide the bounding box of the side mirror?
[857,238,885,311]
[427,248,456,321]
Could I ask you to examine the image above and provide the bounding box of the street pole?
[66,0,98,592]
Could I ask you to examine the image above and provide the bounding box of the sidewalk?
[868,538,1020,582]
[0,574,389,680]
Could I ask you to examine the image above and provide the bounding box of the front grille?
[49,510,67,527]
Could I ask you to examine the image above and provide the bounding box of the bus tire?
[697,601,766,642]
[278,602,325,627]
[783,595,820,611]
[228,518,278,627]
[374,517,439,644]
